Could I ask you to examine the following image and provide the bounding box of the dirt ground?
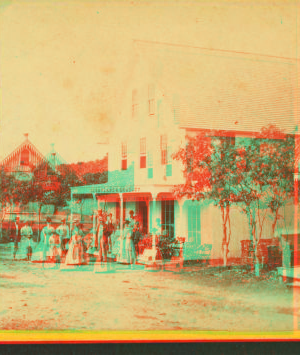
[0,243,298,332]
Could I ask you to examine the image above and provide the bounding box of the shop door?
[137,201,148,234]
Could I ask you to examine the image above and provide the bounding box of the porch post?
[151,194,158,251]
[92,193,97,236]
[70,190,74,235]
[177,199,184,238]
[120,194,123,240]
[146,199,150,234]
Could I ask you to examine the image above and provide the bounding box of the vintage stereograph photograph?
[0,0,299,343]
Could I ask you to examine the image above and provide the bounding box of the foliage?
[82,171,108,185]
[235,126,295,264]
[172,125,296,268]
[173,132,240,265]
[157,232,179,259]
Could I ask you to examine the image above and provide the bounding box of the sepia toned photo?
[0,0,299,342]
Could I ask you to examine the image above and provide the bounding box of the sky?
[0,0,298,163]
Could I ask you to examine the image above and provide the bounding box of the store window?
[188,204,201,244]
[161,200,174,237]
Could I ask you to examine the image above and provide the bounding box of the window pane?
[122,159,127,170]
[147,151,153,167]
[148,167,153,179]
[149,99,155,115]
[140,138,146,154]
[166,164,172,177]
[121,143,127,158]
[140,156,146,169]
[188,204,201,244]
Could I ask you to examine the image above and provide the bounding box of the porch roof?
[71,183,175,197]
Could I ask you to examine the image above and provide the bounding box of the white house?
[71,41,299,263]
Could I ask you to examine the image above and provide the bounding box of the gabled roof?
[0,137,45,167]
[44,146,68,172]
[134,40,299,135]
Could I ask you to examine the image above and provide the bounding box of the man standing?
[106,213,114,253]
[56,218,70,256]
[20,220,34,261]
[11,217,21,260]
[132,221,142,258]
[99,215,109,262]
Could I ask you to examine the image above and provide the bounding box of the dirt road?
[0,244,297,331]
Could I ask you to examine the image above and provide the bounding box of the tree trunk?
[38,204,43,243]
[221,204,231,267]
[272,207,280,237]
[0,219,3,242]
[246,206,255,272]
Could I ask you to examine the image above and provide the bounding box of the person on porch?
[95,211,104,252]
[106,213,114,253]
[98,214,109,262]
[117,220,130,263]
[125,220,136,265]
[128,210,136,229]
[132,221,142,258]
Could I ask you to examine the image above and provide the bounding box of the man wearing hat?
[10,217,21,260]
[132,221,142,258]
[56,218,70,255]
[105,213,114,253]
[20,220,34,261]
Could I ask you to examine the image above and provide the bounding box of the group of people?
[10,209,143,266]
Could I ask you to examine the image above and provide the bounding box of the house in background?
[0,135,79,218]
[71,41,299,263]
[0,133,45,182]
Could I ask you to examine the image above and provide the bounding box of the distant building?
[0,134,45,181]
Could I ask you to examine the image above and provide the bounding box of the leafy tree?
[0,167,35,240]
[235,125,295,273]
[82,171,108,185]
[173,133,240,266]
[0,168,13,240]
[18,161,81,241]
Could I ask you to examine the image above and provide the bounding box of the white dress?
[31,225,54,262]
[111,229,121,256]
[48,234,62,259]
[125,231,136,264]
[118,226,133,263]
[65,232,85,265]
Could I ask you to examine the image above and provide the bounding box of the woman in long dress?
[65,222,85,265]
[110,227,121,257]
[31,218,53,262]
[117,220,135,264]
[117,223,127,263]
[48,232,62,263]
[125,228,136,264]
